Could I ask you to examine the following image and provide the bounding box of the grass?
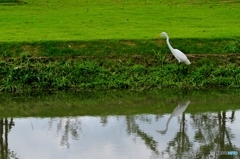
[0,39,240,58]
[0,0,240,92]
[0,54,240,93]
[0,0,240,42]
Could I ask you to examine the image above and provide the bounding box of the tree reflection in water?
[189,111,240,159]
[48,117,82,148]
[126,115,160,157]
[0,118,18,159]
[162,110,240,159]
[44,109,239,159]
[1,109,239,158]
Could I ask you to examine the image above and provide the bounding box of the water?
[1,90,240,159]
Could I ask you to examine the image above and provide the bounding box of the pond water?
[0,89,240,159]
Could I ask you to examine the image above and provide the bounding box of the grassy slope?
[0,0,239,42]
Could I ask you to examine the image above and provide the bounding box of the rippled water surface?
[1,90,240,159]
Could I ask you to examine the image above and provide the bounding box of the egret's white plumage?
[160,32,191,65]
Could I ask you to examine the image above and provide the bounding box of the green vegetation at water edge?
[0,0,239,41]
[0,89,239,117]
[0,52,240,93]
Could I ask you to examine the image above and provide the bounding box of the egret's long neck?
[166,36,174,52]
[164,115,173,131]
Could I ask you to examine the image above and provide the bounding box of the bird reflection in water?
[156,100,190,134]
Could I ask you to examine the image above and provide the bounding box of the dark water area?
[0,89,240,159]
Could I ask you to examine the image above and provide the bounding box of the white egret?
[156,100,190,134]
[159,32,191,65]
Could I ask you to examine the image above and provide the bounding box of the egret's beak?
[156,34,161,38]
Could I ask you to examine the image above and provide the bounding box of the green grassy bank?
[0,40,240,93]
[0,0,240,92]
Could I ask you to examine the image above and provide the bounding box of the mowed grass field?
[0,0,240,42]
